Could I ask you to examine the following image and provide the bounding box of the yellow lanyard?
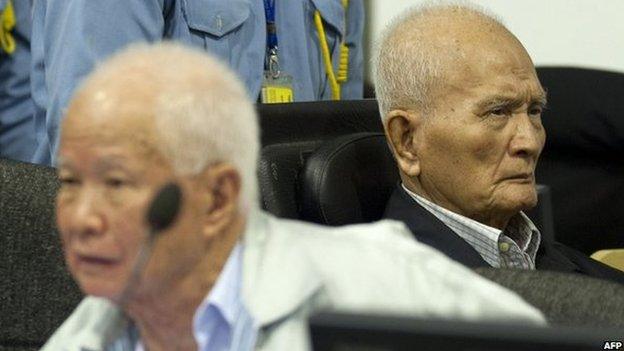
[314,0,349,100]
[0,0,16,54]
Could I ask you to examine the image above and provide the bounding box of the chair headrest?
[300,133,399,226]
[256,99,382,146]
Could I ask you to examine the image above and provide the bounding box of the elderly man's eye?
[105,178,127,188]
[59,176,79,186]
[529,106,543,116]
[490,107,507,116]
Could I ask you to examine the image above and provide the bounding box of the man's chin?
[503,190,538,213]
[77,278,123,302]
[491,183,538,212]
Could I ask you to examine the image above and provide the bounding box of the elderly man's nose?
[509,114,544,158]
[70,191,106,237]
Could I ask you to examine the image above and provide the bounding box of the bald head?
[62,43,260,208]
[373,3,532,119]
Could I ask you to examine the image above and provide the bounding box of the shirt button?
[499,242,510,252]
[214,15,223,30]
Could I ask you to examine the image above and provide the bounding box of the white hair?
[85,42,259,212]
[372,1,504,120]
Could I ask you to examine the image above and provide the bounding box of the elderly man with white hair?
[376,4,624,284]
[42,42,544,351]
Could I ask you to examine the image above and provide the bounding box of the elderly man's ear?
[384,109,424,177]
[197,163,242,238]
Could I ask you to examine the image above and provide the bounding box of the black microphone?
[117,182,183,307]
[146,182,183,233]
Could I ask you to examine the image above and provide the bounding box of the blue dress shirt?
[29,0,364,165]
[0,0,36,162]
[132,243,255,351]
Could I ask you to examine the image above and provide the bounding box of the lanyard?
[263,0,277,51]
[263,0,280,77]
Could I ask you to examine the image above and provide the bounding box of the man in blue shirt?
[0,0,36,162]
[30,0,365,165]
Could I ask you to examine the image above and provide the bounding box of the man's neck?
[124,215,246,351]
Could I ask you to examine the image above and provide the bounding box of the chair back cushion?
[476,267,624,328]
[0,158,82,350]
[299,133,399,225]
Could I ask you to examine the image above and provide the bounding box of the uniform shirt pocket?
[182,0,250,38]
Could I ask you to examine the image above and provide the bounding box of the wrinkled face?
[416,38,546,228]
[56,95,207,302]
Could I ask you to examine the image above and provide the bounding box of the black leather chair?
[299,132,398,225]
[257,100,383,219]
[0,158,82,351]
[536,67,624,254]
[258,140,325,219]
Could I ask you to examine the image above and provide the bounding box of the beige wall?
[365,0,624,81]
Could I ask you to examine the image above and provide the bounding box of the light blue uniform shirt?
[0,0,36,162]
[30,0,364,165]
[115,243,255,351]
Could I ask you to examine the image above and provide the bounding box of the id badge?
[261,72,294,104]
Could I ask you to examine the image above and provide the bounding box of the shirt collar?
[402,184,501,237]
[401,184,540,267]
[192,242,244,346]
[506,212,541,265]
[507,212,539,250]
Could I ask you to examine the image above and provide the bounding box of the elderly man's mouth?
[502,174,535,183]
[75,254,120,267]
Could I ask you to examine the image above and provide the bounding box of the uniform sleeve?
[30,0,169,164]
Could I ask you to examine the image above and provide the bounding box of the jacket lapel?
[383,186,489,268]
[241,211,324,329]
[536,240,584,274]
[62,299,131,351]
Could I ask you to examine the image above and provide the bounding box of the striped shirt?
[402,184,541,269]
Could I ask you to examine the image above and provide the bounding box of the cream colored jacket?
[42,211,545,351]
